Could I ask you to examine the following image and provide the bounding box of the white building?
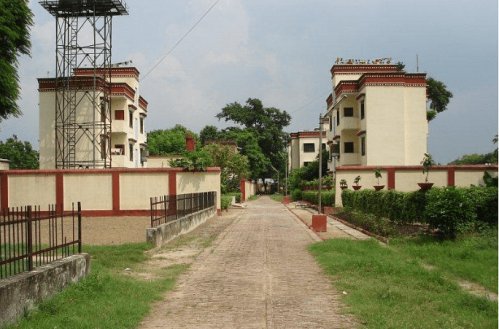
[325,60,428,168]
[38,67,148,169]
[288,116,329,171]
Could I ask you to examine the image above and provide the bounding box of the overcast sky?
[3,0,498,164]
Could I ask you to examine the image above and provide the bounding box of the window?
[361,137,366,156]
[115,110,124,120]
[360,101,365,119]
[322,143,326,150]
[344,107,354,117]
[344,142,354,153]
[329,116,333,131]
[140,117,144,134]
[303,143,315,153]
[129,143,134,162]
[114,144,125,155]
[129,110,133,128]
[303,162,311,167]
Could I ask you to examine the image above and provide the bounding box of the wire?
[142,0,221,80]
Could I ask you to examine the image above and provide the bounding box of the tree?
[0,135,39,169]
[199,125,219,146]
[147,125,197,156]
[0,0,33,120]
[216,98,291,180]
[426,77,453,121]
[203,143,249,193]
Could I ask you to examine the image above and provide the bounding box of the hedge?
[341,186,498,237]
[221,195,232,210]
[291,190,334,207]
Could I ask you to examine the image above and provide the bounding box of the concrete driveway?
[139,196,357,329]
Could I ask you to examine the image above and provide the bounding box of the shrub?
[424,187,476,237]
[322,192,335,207]
[463,187,498,226]
[221,195,232,210]
[291,188,302,201]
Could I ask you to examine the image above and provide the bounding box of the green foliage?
[342,189,426,224]
[420,153,435,182]
[203,143,249,193]
[0,0,33,120]
[353,175,361,186]
[147,125,196,156]
[424,187,476,237]
[224,192,242,203]
[221,128,270,180]
[449,152,498,165]
[0,135,38,169]
[168,149,212,171]
[300,191,335,207]
[426,77,453,121]
[463,187,498,226]
[374,168,382,185]
[221,195,232,210]
[291,188,302,201]
[310,239,497,329]
[216,98,290,180]
[482,171,498,187]
[199,125,219,146]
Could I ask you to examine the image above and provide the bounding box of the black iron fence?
[150,192,216,227]
[0,203,82,280]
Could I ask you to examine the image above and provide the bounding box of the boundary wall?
[0,168,221,216]
[240,179,257,202]
[0,254,90,328]
[335,165,498,206]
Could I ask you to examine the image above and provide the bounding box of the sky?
[3,0,498,164]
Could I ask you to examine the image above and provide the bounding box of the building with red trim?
[287,116,329,171]
[324,61,428,168]
[38,67,149,169]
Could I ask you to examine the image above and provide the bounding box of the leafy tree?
[449,153,497,165]
[426,77,453,121]
[203,143,249,193]
[199,125,219,146]
[0,0,33,120]
[221,128,270,180]
[0,135,39,169]
[147,125,197,156]
[216,98,291,180]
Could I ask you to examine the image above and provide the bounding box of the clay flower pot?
[373,185,385,191]
[417,182,434,191]
[352,185,362,191]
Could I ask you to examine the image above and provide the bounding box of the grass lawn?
[391,230,498,292]
[310,237,498,329]
[8,243,188,329]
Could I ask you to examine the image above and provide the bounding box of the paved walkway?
[286,202,370,241]
[139,196,357,329]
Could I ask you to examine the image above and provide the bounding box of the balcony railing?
[339,117,359,131]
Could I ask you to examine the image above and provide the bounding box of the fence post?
[26,206,33,271]
[77,202,82,254]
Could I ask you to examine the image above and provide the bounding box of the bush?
[301,191,335,207]
[424,187,476,237]
[291,188,302,201]
[463,187,498,226]
[221,195,232,210]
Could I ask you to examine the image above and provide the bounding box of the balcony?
[339,117,359,132]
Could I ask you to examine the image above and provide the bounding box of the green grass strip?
[310,239,497,329]
[8,243,188,329]
[391,230,498,292]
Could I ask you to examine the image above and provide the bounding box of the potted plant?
[353,175,362,190]
[339,179,348,190]
[373,168,384,191]
[418,153,435,190]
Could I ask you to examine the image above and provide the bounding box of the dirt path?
[139,196,357,329]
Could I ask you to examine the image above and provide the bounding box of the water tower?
[40,0,128,168]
